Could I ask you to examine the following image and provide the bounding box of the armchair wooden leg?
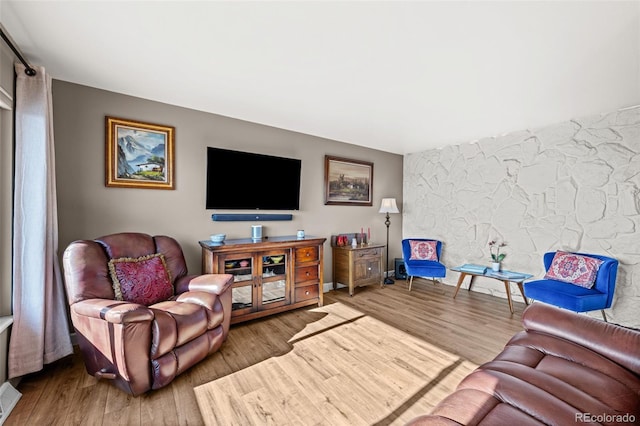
[408,276,414,291]
[601,310,608,322]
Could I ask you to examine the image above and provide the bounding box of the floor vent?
[0,382,21,424]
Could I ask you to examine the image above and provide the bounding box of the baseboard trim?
[324,282,345,292]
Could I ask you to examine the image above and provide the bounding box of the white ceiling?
[2,1,639,155]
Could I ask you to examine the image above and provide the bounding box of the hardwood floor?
[5,278,526,425]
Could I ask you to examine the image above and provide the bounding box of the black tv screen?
[206,147,301,210]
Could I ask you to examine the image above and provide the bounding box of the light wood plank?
[64,379,109,425]
[140,386,179,425]
[6,278,525,425]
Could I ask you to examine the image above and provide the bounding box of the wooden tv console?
[200,235,326,324]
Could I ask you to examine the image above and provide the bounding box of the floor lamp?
[379,198,400,284]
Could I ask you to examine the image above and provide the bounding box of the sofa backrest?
[522,302,640,376]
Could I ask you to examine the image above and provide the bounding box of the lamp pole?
[383,211,393,284]
[379,198,400,285]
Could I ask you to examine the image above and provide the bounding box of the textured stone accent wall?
[404,106,640,327]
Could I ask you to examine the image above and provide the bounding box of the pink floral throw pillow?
[108,253,173,305]
[409,240,438,261]
[543,251,603,289]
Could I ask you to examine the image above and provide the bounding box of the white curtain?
[9,64,73,378]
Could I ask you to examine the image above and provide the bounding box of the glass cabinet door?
[222,256,254,312]
[260,252,288,307]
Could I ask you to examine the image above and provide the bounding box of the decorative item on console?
[251,224,263,241]
[336,235,349,246]
[334,232,369,247]
[210,233,226,243]
[359,227,370,246]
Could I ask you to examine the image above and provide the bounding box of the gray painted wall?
[404,105,640,327]
[52,81,404,282]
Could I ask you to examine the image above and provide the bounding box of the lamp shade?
[379,198,400,214]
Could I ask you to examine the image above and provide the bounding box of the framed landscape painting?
[324,155,373,206]
[105,116,175,189]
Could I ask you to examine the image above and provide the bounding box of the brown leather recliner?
[62,232,233,396]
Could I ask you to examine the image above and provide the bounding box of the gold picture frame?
[324,155,373,206]
[105,116,175,189]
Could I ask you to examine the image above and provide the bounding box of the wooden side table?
[332,244,385,296]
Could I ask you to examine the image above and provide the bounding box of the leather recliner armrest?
[175,273,233,296]
[71,298,154,324]
[175,291,219,312]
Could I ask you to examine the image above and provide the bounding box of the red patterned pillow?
[543,251,603,288]
[409,240,438,261]
[108,253,173,305]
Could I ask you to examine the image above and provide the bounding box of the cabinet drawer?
[356,248,382,259]
[295,284,319,302]
[295,246,319,263]
[295,265,318,285]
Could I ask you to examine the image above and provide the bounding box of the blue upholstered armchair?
[523,251,618,321]
[401,239,446,291]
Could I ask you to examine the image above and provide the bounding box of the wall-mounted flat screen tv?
[206,147,301,210]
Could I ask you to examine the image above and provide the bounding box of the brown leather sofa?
[408,303,640,425]
[63,232,233,395]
